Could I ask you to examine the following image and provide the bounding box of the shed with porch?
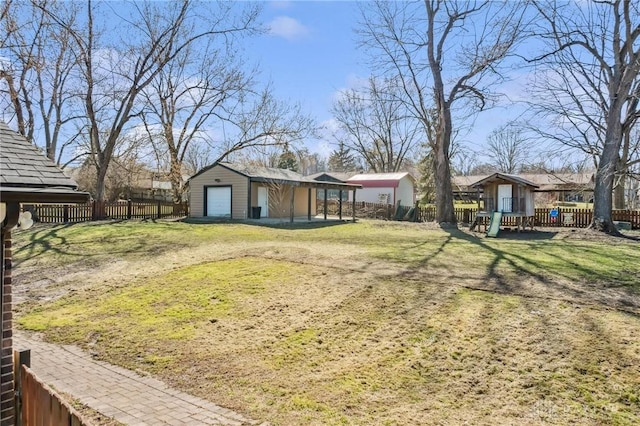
[469,173,538,231]
[188,162,360,222]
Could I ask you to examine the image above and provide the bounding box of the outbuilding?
[188,162,360,222]
[469,172,538,232]
[346,172,416,206]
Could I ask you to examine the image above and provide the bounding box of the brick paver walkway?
[14,333,265,426]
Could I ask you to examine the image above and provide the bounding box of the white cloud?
[268,16,310,41]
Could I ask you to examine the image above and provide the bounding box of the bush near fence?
[25,200,188,223]
[318,200,640,229]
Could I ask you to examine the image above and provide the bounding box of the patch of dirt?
[59,392,124,426]
[12,220,640,425]
[13,223,640,315]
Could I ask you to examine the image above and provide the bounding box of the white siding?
[396,176,415,206]
[354,187,394,204]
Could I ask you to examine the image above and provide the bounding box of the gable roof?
[0,121,89,203]
[306,171,355,183]
[454,172,594,192]
[470,173,539,189]
[347,172,415,188]
[220,162,308,183]
[190,162,361,190]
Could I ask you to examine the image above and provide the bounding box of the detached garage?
[188,162,360,222]
[205,186,232,217]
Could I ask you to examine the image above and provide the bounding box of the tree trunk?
[613,175,625,210]
[433,107,456,224]
[169,154,184,205]
[590,101,623,234]
[433,146,455,224]
[95,162,109,203]
[1,72,26,136]
[613,131,630,210]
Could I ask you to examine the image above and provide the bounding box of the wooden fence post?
[157,201,161,219]
[63,205,69,223]
[13,349,30,426]
[127,200,132,219]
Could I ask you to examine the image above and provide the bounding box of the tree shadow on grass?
[182,217,353,230]
[12,221,172,267]
[397,227,640,313]
[12,224,72,266]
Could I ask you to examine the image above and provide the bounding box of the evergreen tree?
[328,141,359,172]
[417,149,435,204]
[277,145,299,172]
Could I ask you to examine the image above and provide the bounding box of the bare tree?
[183,141,214,176]
[296,147,326,175]
[39,0,260,202]
[214,88,317,163]
[266,180,290,221]
[0,0,84,165]
[139,3,260,203]
[359,0,529,223]
[531,0,640,232]
[331,76,421,173]
[486,124,529,174]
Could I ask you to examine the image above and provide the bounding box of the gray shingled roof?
[469,172,539,189]
[306,171,355,183]
[190,161,361,191]
[221,162,312,183]
[0,121,78,189]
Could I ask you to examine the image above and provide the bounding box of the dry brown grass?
[13,220,640,425]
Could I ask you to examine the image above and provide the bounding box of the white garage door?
[206,186,231,217]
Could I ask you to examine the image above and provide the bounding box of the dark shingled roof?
[189,161,361,191]
[306,171,355,183]
[221,162,311,183]
[1,121,89,203]
[0,121,78,189]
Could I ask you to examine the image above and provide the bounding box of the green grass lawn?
[12,220,640,425]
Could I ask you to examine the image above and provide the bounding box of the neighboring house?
[0,121,89,424]
[188,162,360,221]
[453,173,595,204]
[346,172,416,207]
[469,173,538,231]
[307,171,355,201]
[66,166,189,202]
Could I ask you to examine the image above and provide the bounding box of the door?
[206,186,231,217]
[257,186,269,218]
[497,184,512,212]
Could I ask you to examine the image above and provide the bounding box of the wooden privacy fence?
[25,200,188,223]
[318,200,640,229]
[14,350,90,426]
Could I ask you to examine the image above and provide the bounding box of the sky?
[246,1,368,157]
[0,0,534,167]
[244,1,529,161]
